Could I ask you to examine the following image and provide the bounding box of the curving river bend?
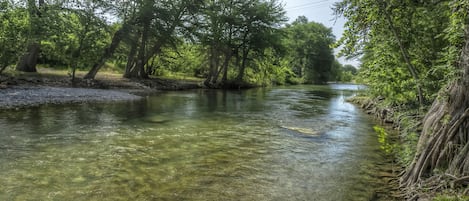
[0,84,395,200]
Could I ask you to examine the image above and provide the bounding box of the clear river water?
[0,84,395,200]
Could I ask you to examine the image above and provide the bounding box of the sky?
[283,0,360,67]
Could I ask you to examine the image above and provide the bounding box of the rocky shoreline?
[0,86,142,109]
[0,74,202,109]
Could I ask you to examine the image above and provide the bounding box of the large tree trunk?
[71,21,90,84]
[123,38,138,78]
[401,26,469,190]
[16,43,40,72]
[144,43,162,75]
[84,23,131,79]
[204,45,220,87]
[16,0,47,73]
[71,38,85,84]
[137,24,149,79]
[235,46,250,81]
[221,49,232,84]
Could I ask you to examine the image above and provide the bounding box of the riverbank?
[0,86,142,109]
[0,70,202,109]
[348,95,469,201]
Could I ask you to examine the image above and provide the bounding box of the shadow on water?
[0,84,397,201]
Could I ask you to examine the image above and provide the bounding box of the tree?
[194,0,286,87]
[340,64,357,82]
[8,0,111,76]
[0,2,28,74]
[234,0,286,83]
[342,64,357,75]
[400,1,469,191]
[336,0,469,195]
[81,0,203,80]
[15,0,46,72]
[334,0,452,106]
[83,0,138,79]
[283,17,335,84]
[330,60,343,82]
[62,0,111,82]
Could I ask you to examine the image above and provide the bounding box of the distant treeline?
[0,0,356,87]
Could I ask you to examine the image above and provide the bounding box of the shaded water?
[0,84,394,200]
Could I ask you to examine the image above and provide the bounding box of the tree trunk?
[401,26,469,189]
[221,49,232,84]
[71,20,90,84]
[137,24,149,79]
[16,43,40,72]
[236,46,250,81]
[71,39,85,84]
[123,39,138,78]
[16,0,46,73]
[84,23,131,79]
[204,46,220,87]
[379,0,425,106]
[0,65,7,74]
[144,43,162,75]
[298,58,304,78]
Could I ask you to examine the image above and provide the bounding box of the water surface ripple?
[0,84,392,200]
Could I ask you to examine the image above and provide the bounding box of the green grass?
[1,64,204,84]
[151,71,204,82]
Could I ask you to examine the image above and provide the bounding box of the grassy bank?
[0,67,202,91]
[348,96,422,165]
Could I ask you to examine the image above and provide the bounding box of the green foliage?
[339,64,357,82]
[374,126,397,154]
[329,61,357,82]
[341,71,354,82]
[343,64,357,75]
[0,2,28,71]
[389,109,421,166]
[1,0,342,84]
[248,49,293,86]
[335,0,463,106]
[193,0,287,86]
[329,60,343,81]
[152,44,205,78]
[283,17,336,84]
[399,131,419,166]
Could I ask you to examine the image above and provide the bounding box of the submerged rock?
[280,126,320,136]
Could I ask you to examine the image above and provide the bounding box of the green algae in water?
[0,85,396,201]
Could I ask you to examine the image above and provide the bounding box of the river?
[0,84,395,200]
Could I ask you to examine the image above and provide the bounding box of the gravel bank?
[0,86,142,109]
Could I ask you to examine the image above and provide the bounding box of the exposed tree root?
[401,173,469,200]
[400,27,469,199]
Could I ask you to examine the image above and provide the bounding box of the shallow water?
[0,84,393,200]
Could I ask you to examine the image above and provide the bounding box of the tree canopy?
[284,18,335,84]
[334,0,465,106]
[0,0,349,87]
[335,0,469,196]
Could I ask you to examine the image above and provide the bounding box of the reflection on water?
[0,84,393,200]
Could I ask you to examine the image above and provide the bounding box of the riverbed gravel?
[0,86,142,109]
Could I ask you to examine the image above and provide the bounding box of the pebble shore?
[0,86,142,109]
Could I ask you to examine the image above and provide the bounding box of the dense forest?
[0,0,357,87]
[335,0,469,198]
